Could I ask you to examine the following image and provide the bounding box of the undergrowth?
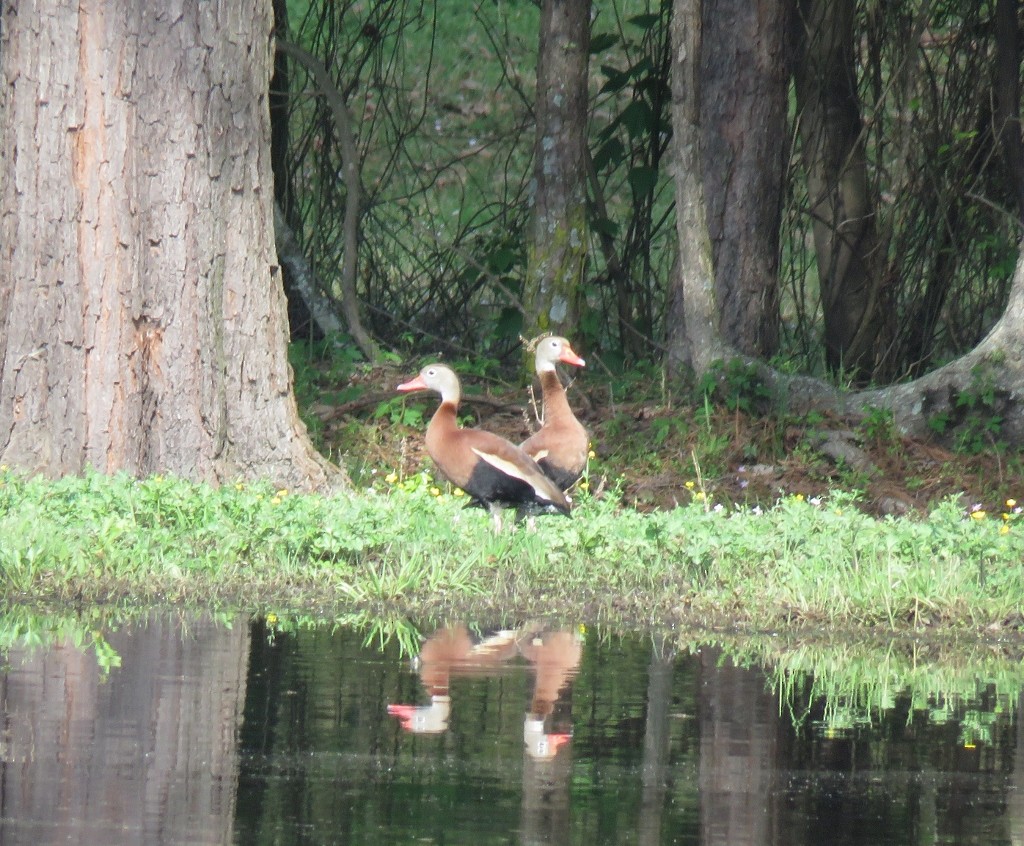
[2,466,1023,633]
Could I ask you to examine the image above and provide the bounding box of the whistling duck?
[520,336,588,490]
[524,716,572,760]
[396,364,571,524]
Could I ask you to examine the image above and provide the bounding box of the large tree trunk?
[668,0,1024,446]
[701,0,791,359]
[523,0,592,342]
[793,0,892,381]
[0,0,339,490]
[854,258,1024,444]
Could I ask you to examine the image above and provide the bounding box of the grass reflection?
[706,631,1024,743]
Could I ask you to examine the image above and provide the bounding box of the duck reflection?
[519,629,581,759]
[387,623,582,760]
[517,628,581,845]
[388,623,581,844]
[386,625,520,734]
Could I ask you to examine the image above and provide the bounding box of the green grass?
[2,466,1024,633]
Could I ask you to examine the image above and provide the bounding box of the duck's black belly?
[463,461,538,506]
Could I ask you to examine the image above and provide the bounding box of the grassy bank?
[2,467,1023,633]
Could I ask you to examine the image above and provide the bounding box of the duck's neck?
[538,370,572,422]
[426,399,459,451]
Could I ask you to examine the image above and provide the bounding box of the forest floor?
[309,364,1024,520]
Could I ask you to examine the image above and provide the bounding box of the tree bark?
[793,0,892,381]
[667,0,728,378]
[0,0,340,490]
[523,0,592,341]
[668,0,1024,446]
[995,0,1024,224]
[701,0,791,359]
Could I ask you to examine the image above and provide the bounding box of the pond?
[0,611,1022,845]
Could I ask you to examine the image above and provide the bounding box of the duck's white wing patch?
[528,448,549,462]
[471,447,557,502]
[471,447,530,483]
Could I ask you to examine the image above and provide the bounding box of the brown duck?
[519,336,588,490]
[396,364,570,524]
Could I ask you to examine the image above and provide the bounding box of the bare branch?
[276,38,380,362]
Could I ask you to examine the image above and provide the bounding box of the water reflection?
[387,623,581,760]
[1,612,1023,845]
[699,645,783,846]
[386,624,582,845]
[0,612,248,845]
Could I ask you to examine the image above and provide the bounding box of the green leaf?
[599,64,630,94]
[487,246,518,274]
[628,13,662,30]
[628,165,658,196]
[580,307,601,339]
[494,306,523,340]
[592,136,626,171]
[619,100,654,139]
[591,215,619,238]
[627,56,655,80]
[590,32,618,54]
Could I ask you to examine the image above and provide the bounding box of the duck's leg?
[488,502,504,533]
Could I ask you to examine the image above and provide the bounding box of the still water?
[0,611,1022,845]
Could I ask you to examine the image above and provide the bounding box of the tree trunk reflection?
[639,637,676,846]
[0,613,249,845]
[699,646,782,846]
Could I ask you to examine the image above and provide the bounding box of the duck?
[396,364,571,526]
[519,336,588,490]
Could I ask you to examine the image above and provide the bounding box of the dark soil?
[312,366,1024,519]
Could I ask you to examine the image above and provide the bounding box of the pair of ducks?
[396,337,588,522]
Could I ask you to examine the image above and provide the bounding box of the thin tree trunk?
[269,0,319,342]
[638,640,675,846]
[701,0,790,359]
[995,0,1024,223]
[0,0,340,490]
[667,0,728,378]
[275,39,380,363]
[273,202,346,339]
[794,0,892,381]
[523,0,592,342]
